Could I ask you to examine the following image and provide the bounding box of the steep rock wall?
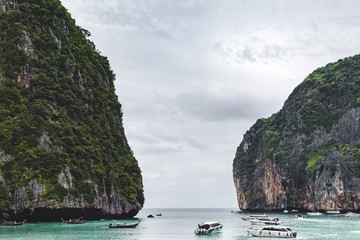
[0,0,144,221]
[233,55,360,211]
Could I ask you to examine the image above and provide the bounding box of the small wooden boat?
[0,220,26,226]
[61,218,85,224]
[194,222,223,235]
[109,220,140,228]
[147,214,154,218]
[156,213,162,216]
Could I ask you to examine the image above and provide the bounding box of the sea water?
[1,208,360,239]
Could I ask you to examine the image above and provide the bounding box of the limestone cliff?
[233,54,360,211]
[0,0,144,221]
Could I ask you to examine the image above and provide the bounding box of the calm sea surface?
[1,208,360,239]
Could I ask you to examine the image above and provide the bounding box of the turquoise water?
[1,208,360,239]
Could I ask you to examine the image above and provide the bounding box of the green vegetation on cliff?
[0,0,144,215]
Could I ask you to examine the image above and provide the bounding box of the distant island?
[0,0,143,221]
[233,54,360,212]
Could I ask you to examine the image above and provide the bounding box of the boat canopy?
[198,222,221,229]
[250,214,268,218]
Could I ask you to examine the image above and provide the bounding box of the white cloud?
[174,87,280,121]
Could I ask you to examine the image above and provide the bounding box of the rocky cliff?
[0,0,144,221]
[233,54,360,212]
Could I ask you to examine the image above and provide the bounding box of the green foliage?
[262,55,360,136]
[276,150,291,161]
[320,140,337,154]
[340,144,360,157]
[42,181,68,202]
[0,0,144,209]
[289,194,300,204]
[339,144,360,177]
[0,183,11,211]
[303,150,323,180]
[307,152,322,170]
[265,129,280,156]
[245,189,253,204]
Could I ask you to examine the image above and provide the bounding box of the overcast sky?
[60,0,360,208]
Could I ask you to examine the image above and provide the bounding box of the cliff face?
[0,0,144,221]
[233,54,360,211]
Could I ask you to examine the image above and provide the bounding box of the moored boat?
[241,214,270,221]
[109,220,140,228]
[250,217,281,225]
[306,212,322,216]
[0,220,26,226]
[61,217,85,224]
[345,212,360,217]
[248,225,297,238]
[326,210,340,214]
[194,222,223,235]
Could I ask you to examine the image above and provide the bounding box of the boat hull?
[248,230,296,238]
[0,222,25,226]
[306,212,322,216]
[195,222,223,235]
[248,227,296,238]
[326,210,340,214]
[195,225,223,235]
[61,219,85,224]
[109,221,140,228]
[63,221,85,224]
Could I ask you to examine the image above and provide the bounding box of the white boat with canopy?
[250,217,282,225]
[194,222,223,235]
[241,214,270,221]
